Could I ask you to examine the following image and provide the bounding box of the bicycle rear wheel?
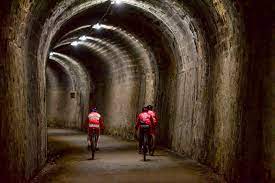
[143,134,148,161]
[91,134,97,160]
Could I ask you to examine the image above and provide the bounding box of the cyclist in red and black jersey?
[87,108,104,150]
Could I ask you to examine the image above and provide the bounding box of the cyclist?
[147,105,158,155]
[135,106,153,154]
[87,107,104,150]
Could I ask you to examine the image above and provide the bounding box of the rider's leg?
[95,129,100,150]
[150,134,156,155]
[87,128,91,150]
[138,128,143,153]
[87,135,90,150]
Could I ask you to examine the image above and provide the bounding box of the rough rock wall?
[236,1,273,181]
[92,78,141,140]
[0,0,47,182]
[171,63,208,159]
[46,53,91,130]
[46,65,79,128]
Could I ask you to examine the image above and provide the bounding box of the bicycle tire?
[143,134,147,161]
[149,135,154,156]
[91,133,96,160]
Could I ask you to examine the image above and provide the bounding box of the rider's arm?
[99,116,104,130]
[153,112,158,126]
[154,117,157,127]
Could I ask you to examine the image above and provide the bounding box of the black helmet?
[91,107,97,112]
[142,106,148,112]
[147,105,153,110]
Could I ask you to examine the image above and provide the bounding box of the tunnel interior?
[0,0,272,182]
[48,1,179,145]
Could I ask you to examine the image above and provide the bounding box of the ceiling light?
[92,23,101,30]
[79,35,87,41]
[111,0,122,4]
[71,41,79,46]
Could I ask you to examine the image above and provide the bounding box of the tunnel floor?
[32,128,224,183]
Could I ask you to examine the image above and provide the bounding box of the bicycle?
[140,122,152,161]
[88,123,100,160]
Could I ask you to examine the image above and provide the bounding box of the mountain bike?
[88,123,99,160]
[140,122,151,161]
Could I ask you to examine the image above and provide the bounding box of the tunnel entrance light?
[111,0,122,4]
[79,35,88,41]
[71,41,79,46]
[92,23,102,30]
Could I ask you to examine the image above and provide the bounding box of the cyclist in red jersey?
[135,106,153,153]
[87,108,104,150]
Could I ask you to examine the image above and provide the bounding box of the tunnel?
[0,0,272,182]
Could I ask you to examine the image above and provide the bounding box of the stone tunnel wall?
[46,53,91,130]
[0,0,47,182]
[100,79,141,139]
[0,0,272,183]
[46,64,79,128]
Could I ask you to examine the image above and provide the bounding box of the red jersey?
[88,112,104,129]
[136,112,152,129]
[148,110,158,126]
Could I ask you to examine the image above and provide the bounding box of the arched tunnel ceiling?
[40,0,212,76]
[46,60,73,90]
[55,24,156,74]
[54,27,157,79]
[49,52,91,92]
[50,1,174,69]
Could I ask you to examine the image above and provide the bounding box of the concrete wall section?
[46,63,78,128]
[102,79,141,139]
[47,53,91,129]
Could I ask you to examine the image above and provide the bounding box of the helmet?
[147,105,153,110]
[142,106,148,112]
[91,107,97,112]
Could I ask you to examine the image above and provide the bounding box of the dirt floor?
[32,128,224,183]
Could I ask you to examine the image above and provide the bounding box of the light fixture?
[79,35,87,41]
[92,23,102,30]
[49,52,54,56]
[111,0,122,4]
[71,41,79,46]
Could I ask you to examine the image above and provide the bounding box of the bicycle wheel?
[143,134,148,161]
[149,135,154,156]
[91,133,96,160]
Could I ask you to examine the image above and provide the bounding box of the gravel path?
[32,128,224,183]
